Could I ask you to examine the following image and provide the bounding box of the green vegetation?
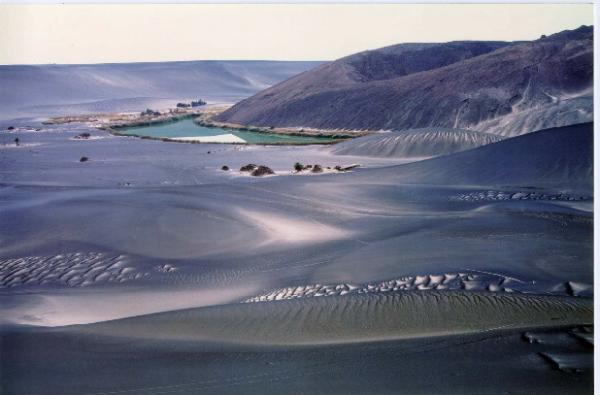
[191,99,207,107]
[141,109,160,117]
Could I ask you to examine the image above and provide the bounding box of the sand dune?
[74,291,592,346]
[2,285,263,326]
[330,128,501,158]
[239,209,354,245]
[366,122,593,191]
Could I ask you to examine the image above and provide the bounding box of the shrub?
[140,109,161,116]
[191,99,207,107]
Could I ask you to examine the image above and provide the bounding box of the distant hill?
[0,60,321,120]
[216,26,593,137]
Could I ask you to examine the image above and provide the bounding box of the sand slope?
[74,291,592,346]
[366,122,593,190]
[330,127,501,158]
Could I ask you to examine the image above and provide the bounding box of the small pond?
[117,119,342,145]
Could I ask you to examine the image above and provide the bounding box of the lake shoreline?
[42,104,371,145]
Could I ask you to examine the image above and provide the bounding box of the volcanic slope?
[216,26,592,136]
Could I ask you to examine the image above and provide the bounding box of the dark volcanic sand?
[0,120,593,394]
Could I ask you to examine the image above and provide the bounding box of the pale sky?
[0,4,593,65]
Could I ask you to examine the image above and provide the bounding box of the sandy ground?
[170,133,247,144]
[0,119,593,394]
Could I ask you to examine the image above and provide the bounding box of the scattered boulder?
[251,165,275,177]
[335,164,361,172]
[79,156,89,162]
[311,164,323,173]
[7,126,15,131]
[74,132,91,140]
[240,164,258,172]
[221,165,230,171]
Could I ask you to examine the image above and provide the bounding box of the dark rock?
[311,164,323,173]
[79,156,89,162]
[221,165,230,171]
[251,165,275,177]
[14,138,19,146]
[7,126,15,130]
[74,132,91,140]
[240,164,258,172]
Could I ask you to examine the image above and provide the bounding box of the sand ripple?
[0,252,146,288]
[245,271,592,303]
[76,291,592,346]
[452,190,591,202]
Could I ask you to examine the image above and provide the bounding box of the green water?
[118,119,340,145]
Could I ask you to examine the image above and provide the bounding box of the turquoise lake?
[118,119,341,145]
